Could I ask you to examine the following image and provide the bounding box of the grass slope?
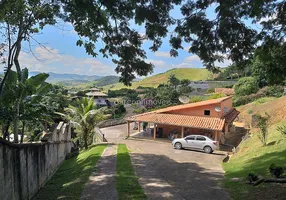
[223,121,286,200]
[116,144,147,200]
[103,68,214,91]
[33,145,107,200]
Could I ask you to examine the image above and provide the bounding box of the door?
[184,136,196,148]
[193,136,207,149]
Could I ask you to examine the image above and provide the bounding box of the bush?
[247,172,259,182]
[189,96,204,103]
[206,88,215,94]
[277,125,286,138]
[256,113,270,146]
[207,93,225,100]
[233,92,266,106]
[269,163,284,178]
[264,85,284,97]
[133,108,146,114]
[234,77,259,96]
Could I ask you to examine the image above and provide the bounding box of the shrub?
[206,88,215,94]
[234,77,259,96]
[133,108,146,114]
[264,85,284,97]
[277,125,286,138]
[269,164,284,178]
[207,93,225,100]
[256,113,270,146]
[233,91,266,106]
[247,172,259,182]
[189,96,204,103]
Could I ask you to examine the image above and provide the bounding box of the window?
[204,110,210,116]
[224,107,229,113]
[186,136,195,140]
[196,136,206,141]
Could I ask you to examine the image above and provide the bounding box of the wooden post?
[127,121,130,137]
[153,123,156,140]
[215,131,218,141]
[138,122,141,132]
[181,126,184,138]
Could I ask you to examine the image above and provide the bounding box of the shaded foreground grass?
[33,145,107,200]
[223,121,286,200]
[116,144,147,200]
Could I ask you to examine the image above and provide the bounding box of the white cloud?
[145,59,165,67]
[19,47,115,76]
[184,55,201,62]
[154,51,170,58]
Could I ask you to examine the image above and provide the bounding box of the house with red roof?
[126,96,239,143]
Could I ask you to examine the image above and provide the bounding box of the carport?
[126,113,225,142]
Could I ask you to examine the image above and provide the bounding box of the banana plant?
[56,97,106,149]
[0,68,52,143]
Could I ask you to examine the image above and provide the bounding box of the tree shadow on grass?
[33,144,107,200]
[127,152,231,200]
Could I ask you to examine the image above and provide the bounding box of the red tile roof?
[224,108,240,123]
[151,96,232,114]
[215,88,235,96]
[127,113,225,131]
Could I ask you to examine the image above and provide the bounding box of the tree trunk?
[84,132,88,149]
[20,121,25,143]
[13,101,20,143]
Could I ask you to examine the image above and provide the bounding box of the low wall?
[0,121,73,200]
[98,118,126,128]
[0,139,72,200]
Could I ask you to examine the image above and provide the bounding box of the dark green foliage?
[234,77,259,96]
[168,74,180,89]
[247,172,259,183]
[93,76,120,87]
[269,164,284,178]
[114,104,126,115]
[133,108,146,114]
[252,41,286,86]
[263,85,284,98]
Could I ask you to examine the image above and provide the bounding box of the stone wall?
[0,122,73,200]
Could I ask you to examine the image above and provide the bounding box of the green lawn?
[33,145,107,200]
[116,144,147,200]
[223,121,286,200]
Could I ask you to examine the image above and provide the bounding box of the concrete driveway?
[101,124,230,200]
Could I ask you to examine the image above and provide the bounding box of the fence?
[94,127,107,143]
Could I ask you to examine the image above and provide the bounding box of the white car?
[172,135,219,154]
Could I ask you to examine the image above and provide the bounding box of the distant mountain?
[29,71,102,82]
[101,68,215,91]
[92,76,120,87]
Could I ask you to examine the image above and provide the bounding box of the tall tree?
[252,40,286,86]
[1,0,285,87]
[168,74,180,89]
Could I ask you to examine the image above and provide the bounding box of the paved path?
[80,145,118,200]
[101,124,231,200]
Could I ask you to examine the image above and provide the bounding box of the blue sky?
[18,4,232,77]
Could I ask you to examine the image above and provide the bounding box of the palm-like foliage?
[58,98,105,149]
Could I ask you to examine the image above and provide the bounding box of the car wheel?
[174,142,182,149]
[204,146,213,154]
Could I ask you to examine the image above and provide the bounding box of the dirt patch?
[237,96,286,127]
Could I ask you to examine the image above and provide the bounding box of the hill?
[92,75,120,87]
[102,68,214,91]
[223,96,286,199]
[29,71,102,83]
